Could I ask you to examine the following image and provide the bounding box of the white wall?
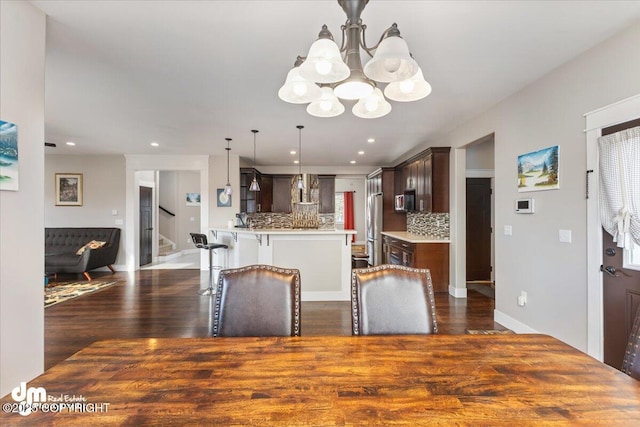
[335,176,367,244]
[0,0,46,396]
[436,22,640,351]
[44,155,127,267]
[176,171,201,250]
[159,171,178,243]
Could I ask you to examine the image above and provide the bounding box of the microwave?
[394,194,405,211]
[395,191,416,211]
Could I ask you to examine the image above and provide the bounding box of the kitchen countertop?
[381,231,450,243]
[210,227,356,236]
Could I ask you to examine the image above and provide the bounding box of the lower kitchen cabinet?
[382,234,449,293]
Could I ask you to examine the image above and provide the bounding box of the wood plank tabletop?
[2,334,639,425]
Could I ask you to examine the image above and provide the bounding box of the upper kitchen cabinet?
[272,175,293,213]
[240,168,273,213]
[318,175,335,213]
[427,147,450,213]
[395,147,450,213]
[240,168,258,213]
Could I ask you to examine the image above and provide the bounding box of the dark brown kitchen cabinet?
[259,175,273,213]
[426,147,450,213]
[318,175,335,213]
[395,147,450,213]
[272,175,293,213]
[382,234,449,293]
[240,168,258,213]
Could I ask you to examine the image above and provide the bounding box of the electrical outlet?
[517,291,527,307]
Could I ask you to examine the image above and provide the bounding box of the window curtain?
[598,126,640,248]
[344,191,355,243]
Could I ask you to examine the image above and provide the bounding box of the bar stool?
[190,233,228,296]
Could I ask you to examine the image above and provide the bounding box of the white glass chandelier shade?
[306,87,345,117]
[278,67,322,104]
[298,38,350,84]
[363,35,419,83]
[333,77,374,100]
[353,88,392,119]
[384,67,432,102]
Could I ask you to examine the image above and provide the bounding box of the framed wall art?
[217,188,231,207]
[55,173,83,206]
[0,120,19,191]
[186,192,201,206]
[517,145,559,192]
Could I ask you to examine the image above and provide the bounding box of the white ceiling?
[32,0,640,168]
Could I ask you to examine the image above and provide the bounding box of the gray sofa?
[45,228,121,281]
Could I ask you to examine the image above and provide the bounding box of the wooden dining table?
[1,334,639,425]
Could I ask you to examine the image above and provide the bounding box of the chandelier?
[278,0,431,119]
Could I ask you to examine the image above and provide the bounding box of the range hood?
[292,174,320,229]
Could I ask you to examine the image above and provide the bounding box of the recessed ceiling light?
[150,142,159,147]
[367,138,375,143]
[66,141,76,146]
[350,160,356,164]
[294,160,299,164]
[290,150,296,155]
[358,151,365,155]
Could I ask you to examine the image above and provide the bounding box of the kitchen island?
[209,227,357,301]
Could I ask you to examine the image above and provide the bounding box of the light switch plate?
[504,225,512,236]
[559,229,572,243]
[115,219,124,225]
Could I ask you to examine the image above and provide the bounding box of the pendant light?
[224,138,232,195]
[249,130,260,192]
[296,125,304,190]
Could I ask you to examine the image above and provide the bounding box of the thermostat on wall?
[515,198,535,214]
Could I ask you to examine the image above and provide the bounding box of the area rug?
[45,281,117,308]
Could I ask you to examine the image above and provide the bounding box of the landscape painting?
[55,173,83,206]
[186,192,201,206]
[0,120,19,191]
[517,145,559,192]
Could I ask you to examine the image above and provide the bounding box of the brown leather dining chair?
[351,264,438,335]
[622,307,640,380]
[213,264,301,337]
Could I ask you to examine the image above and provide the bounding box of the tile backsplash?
[247,212,335,230]
[407,212,449,238]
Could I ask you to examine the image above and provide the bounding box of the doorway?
[466,178,492,282]
[585,93,640,361]
[600,118,640,369]
[139,186,153,266]
[464,134,495,298]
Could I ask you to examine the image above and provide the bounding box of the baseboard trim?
[449,285,467,298]
[494,310,538,333]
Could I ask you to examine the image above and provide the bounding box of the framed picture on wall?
[186,192,201,206]
[217,188,231,207]
[0,120,19,191]
[55,173,83,206]
[517,145,559,192]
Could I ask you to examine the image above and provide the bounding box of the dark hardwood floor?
[45,270,504,369]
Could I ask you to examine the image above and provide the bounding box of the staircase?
[158,235,180,260]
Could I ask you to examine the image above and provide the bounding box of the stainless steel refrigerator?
[366,193,383,266]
